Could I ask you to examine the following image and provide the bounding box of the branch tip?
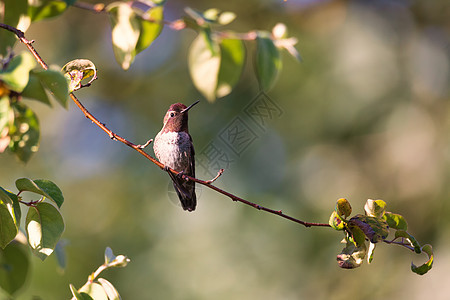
[137,139,153,149]
[205,168,224,184]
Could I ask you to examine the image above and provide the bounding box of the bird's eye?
[170,112,175,117]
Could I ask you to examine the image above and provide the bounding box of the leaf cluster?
[0,178,64,296]
[102,2,300,101]
[329,198,433,275]
[70,247,130,300]
[0,0,73,162]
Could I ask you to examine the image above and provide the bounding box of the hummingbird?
[153,101,199,212]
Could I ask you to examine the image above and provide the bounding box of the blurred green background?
[1,0,449,298]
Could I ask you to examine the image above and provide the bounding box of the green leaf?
[21,71,51,106]
[8,103,40,162]
[98,278,121,300]
[336,197,352,219]
[411,244,433,275]
[364,199,386,218]
[188,32,221,101]
[336,240,366,269]
[329,211,345,231]
[348,214,389,243]
[15,178,64,208]
[0,0,30,56]
[0,52,36,93]
[0,188,18,249]
[107,2,140,70]
[0,241,30,296]
[383,212,408,231]
[135,6,164,53]
[28,0,67,22]
[255,32,281,91]
[216,38,245,99]
[62,59,97,93]
[33,68,69,108]
[70,284,93,300]
[34,179,64,208]
[395,230,421,253]
[346,221,366,247]
[25,202,65,260]
[79,282,108,300]
[0,187,21,227]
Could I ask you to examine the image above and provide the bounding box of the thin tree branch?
[0,23,48,70]
[2,23,329,228]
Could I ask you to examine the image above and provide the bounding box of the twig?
[73,1,185,30]
[137,138,153,149]
[205,169,224,184]
[1,23,330,229]
[383,238,415,252]
[0,23,48,70]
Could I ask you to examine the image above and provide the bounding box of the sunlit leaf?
[26,202,65,260]
[98,278,121,300]
[28,0,67,22]
[329,211,345,231]
[216,38,245,98]
[272,23,287,39]
[364,199,386,218]
[383,212,408,231]
[411,244,433,275]
[8,103,40,162]
[0,52,36,93]
[0,0,29,56]
[336,197,352,219]
[0,241,30,296]
[348,214,389,243]
[217,11,236,25]
[15,178,64,208]
[367,242,376,264]
[135,6,164,53]
[79,282,108,300]
[188,32,220,101]
[0,188,18,248]
[33,68,69,108]
[62,59,97,93]
[107,2,140,70]
[0,187,21,228]
[70,284,92,300]
[255,32,281,91]
[336,240,366,269]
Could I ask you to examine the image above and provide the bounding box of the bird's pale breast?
[154,131,192,172]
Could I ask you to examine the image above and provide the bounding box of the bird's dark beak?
[181,100,200,113]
